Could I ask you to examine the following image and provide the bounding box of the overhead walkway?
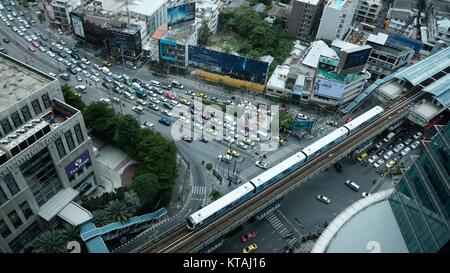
[80,207,167,253]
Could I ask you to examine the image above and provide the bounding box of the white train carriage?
[344,106,384,134]
[302,127,349,161]
[186,182,256,230]
[250,152,307,191]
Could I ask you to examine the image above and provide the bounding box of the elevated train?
[186,106,384,230]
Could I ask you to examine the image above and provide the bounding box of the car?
[70,52,80,60]
[356,152,368,161]
[41,36,48,41]
[368,155,378,163]
[401,147,411,156]
[102,60,112,67]
[132,106,144,113]
[99,98,111,105]
[24,36,32,42]
[326,119,338,126]
[194,122,203,130]
[179,98,191,106]
[273,135,285,145]
[2,38,9,43]
[181,135,193,142]
[206,127,217,136]
[393,143,405,153]
[383,150,394,160]
[136,99,148,106]
[90,75,100,82]
[102,82,114,89]
[141,121,154,129]
[413,132,423,139]
[386,160,396,168]
[150,97,160,104]
[57,57,64,62]
[255,161,268,169]
[316,195,331,204]
[240,232,256,243]
[362,192,371,198]
[159,117,171,126]
[73,91,81,97]
[47,51,56,58]
[123,91,135,100]
[81,58,90,65]
[178,115,190,124]
[30,35,38,41]
[196,92,208,100]
[76,75,83,82]
[393,154,402,163]
[39,46,47,53]
[227,149,240,157]
[63,47,72,54]
[27,44,36,52]
[377,149,385,157]
[244,138,255,146]
[242,243,257,253]
[237,141,248,150]
[75,85,87,93]
[373,159,385,168]
[161,109,172,117]
[410,140,420,149]
[404,138,413,145]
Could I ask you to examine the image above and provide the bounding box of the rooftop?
[312,189,409,253]
[296,0,320,5]
[413,100,443,120]
[392,0,417,11]
[38,188,79,222]
[327,0,351,10]
[301,40,339,68]
[163,21,197,44]
[0,54,51,113]
[267,65,289,89]
[101,0,167,17]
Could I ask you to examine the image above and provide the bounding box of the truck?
[383,132,396,143]
[135,88,147,99]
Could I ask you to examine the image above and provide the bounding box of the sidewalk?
[166,154,191,217]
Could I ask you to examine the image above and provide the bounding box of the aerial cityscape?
[0,0,449,257]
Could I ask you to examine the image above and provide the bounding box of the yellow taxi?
[196,92,208,100]
[242,243,257,253]
[326,119,338,126]
[5,21,11,27]
[180,98,191,106]
[227,149,240,157]
[102,60,112,67]
[72,91,81,97]
[356,152,368,161]
[244,138,254,146]
[273,136,285,145]
[385,160,396,168]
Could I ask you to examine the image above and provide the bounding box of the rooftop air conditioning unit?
[0,139,10,145]
[16,128,27,134]
[8,134,18,139]
[24,124,34,129]
[31,119,42,124]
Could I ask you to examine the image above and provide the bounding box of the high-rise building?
[388,123,450,252]
[0,54,98,253]
[354,0,382,25]
[316,0,359,41]
[286,0,325,42]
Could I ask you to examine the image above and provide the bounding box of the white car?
[141,121,154,129]
[63,47,72,54]
[373,159,385,168]
[150,97,160,104]
[30,35,38,41]
[401,147,411,156]
[132,106,143,113]
[413,132,423,139]
[212,118,222,126]
[161,109,172,117]
[368,155,378,163]
[99,98,111,105]
[194,122,203,130]
[90,69,99,77]
[393,143,405,153]
[39,46,46,52]
[237,141,248,150]
[179,115,190,124]
[57,57,63,62]
[24,36,32,42]
[255,161,268,169]
[148,103,159,111]
[90,75,100,82]
[46,51,56,58]
[123,92,135,100]
[383,150,394,160]
[316,195,331,204]
[410,140,421,149]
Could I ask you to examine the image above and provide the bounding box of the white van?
[345,180,360,191]
[150,80,160,86]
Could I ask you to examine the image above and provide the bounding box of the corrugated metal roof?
[436,91,450,107]
[38,188,78,221]
[423,73,450,96]
[394,47,450,86]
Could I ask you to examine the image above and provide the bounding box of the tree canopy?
[61,84,86,112]
[198,23,213,47]
[130,172,160,206]
[83,101,118,140]
[114,114,140,155]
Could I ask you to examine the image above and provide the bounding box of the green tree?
[210,189,222,201]
[37,12,46,23]
[279,112,294,131]
[104,199,136,223]
[92,210,110,226]
[61,224,79,242]
[114,114,140,155]
[31,230,67,253]
[130,172,160,206]
[20,0,28,8]
[61,84,86,112]
[84,101,118,140]
[198,23,213,47]
[205,163,213,170]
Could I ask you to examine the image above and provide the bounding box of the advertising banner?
[168,2,196,26]
[65,150,91,178]
[71,14,85,39]
[313,78,346,99]
[188,45,269,84]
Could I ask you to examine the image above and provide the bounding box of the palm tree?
[92,210,110,227]
[104,199,135,223]
[61,224,80,242]
[31,230,67,253]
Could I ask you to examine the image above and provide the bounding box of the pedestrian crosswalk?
[266,212,297,247]
[192,186,207,196]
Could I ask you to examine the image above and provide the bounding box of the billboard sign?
[65,150,91,178]
[168,2,196,26]
[188,45,269,84]
[313,78,346,99]
[71,14,85,38]
[292,119,314,132]
[337,45,372,75]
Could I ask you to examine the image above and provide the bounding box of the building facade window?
[42,94,52,109]
[21,105,32,121]
[4,173,19,196]
[74,124,84,144]
[19,202,33,219]
[65,130,75,151]
[55,137,66,159]
[8,210,23,229]
[0,220,11,238]
[10,111,23,127]
[31,99,42,115]
[1,118,12,134]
